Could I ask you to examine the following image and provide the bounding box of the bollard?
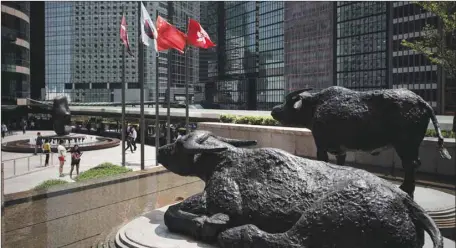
[13,160,16,175]
[28,157,30,171]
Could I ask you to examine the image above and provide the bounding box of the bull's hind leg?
[394,145,421,199]
[164,193,231,242]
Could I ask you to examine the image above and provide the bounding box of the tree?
[401,1,456,78]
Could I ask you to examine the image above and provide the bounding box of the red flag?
[156,16,187,54]
[186,18,215,49]
[120,14,134,56]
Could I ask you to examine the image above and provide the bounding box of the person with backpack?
[69,145,82,178]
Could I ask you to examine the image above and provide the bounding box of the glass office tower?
[44,1,199,103]
[284,2,334,93]
[335,1,388,91]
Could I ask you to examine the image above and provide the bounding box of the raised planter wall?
[198,122,456,177]
[2,167,204,248]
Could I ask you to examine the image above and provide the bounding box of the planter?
[198,122,456,177]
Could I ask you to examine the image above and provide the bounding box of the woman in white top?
[57,140,67,177]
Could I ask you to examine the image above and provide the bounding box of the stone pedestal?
[116,186,455,248]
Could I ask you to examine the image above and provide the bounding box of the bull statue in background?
[158,131,443,248]
[52,96,72,136]
[271,86,452,199]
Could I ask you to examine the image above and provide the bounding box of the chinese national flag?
[156,16,187,54]
[120,14,134,56]
[186,18,215,49]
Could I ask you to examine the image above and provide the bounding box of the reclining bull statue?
[158,131,442,248]
[271,86,452,199]
[52,96,72,136]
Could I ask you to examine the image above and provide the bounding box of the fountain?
[1,96,120,153]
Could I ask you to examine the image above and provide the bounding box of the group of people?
[34,132,82,178]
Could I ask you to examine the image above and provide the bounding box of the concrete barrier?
[198,122,456,177]
[2,167,204,248]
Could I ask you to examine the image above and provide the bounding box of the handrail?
[1,154,41,163]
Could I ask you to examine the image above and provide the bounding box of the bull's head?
[157,131,257,178]
[271,88,315,128]
[52,96,71,136]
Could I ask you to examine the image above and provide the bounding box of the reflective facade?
[336,2,388,91]
[44,1,199,102]
[284,2,334,92]
[202,1,284,110]
[1,1,30,101]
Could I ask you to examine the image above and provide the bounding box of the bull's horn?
[182,132,227,154]
[285,88,312,101]
[215,136,257,147]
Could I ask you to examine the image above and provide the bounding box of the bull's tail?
[424,102,452,159]
[405,197,443,248]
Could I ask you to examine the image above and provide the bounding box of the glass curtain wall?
[336,1,388,91]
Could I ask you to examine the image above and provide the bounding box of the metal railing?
[1,153,56,179]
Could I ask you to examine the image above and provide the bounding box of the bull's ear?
[293,99,302,110]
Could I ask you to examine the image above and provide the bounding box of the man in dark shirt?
[35,132,43,155]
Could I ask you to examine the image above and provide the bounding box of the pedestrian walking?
[57,140,67,177]
[35,132,43,155]
[125,130,134,153]
[131,126,137,151]
[21,119,27,134]
[42,139,51,166]
[1,123,7,138]
[69,145,82,178]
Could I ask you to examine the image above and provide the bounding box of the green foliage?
[401,2,456,78]
[74,162,132,182]
[220,115,455,138]
[34,179,68,191]
[220,115,280,126]
[425,129,455,138]
[219,114,236,123]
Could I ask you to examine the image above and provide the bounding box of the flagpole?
[155,9,160,167]
[185,19,190,135]
[121,11,126,167]
[138,1,145,170]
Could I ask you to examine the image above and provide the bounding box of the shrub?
[234,116,251,124]
[426,129,455,139]
[220,114,236,123]
[34,179,68,190]
[220,115,455,138]
[74,162,132,182]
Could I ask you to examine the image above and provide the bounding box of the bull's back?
[312,88,429,150]
[225,149,376,232]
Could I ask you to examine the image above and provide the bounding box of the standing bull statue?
[52,96,72,136]
[158,130,442,248]
[271,86,452,198]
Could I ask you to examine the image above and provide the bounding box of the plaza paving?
[1,130,157,194]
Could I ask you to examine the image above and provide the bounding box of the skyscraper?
[1,1,30,102]
[44,1,199,103]
[284,2,334,93]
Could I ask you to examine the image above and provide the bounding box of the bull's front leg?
[164,192,231,242]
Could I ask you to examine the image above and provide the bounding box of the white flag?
[140,2,158,51]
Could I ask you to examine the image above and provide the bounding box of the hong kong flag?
[186,18,215,49]
[156,16,187,54]
[120,14,134,56]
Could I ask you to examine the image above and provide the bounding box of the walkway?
[1,130,157,194]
